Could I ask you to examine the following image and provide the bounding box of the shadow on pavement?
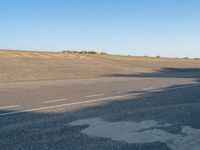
[1,84,200,150]
[109,68,200,82]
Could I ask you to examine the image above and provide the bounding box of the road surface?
[0,69,200,150]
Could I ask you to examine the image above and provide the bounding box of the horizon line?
[0,48,199,59]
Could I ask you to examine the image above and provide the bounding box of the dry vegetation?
[0,49,200,82]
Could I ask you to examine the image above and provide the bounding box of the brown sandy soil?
[0,49,200,82]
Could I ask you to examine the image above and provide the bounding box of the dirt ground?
[0,49,200,82]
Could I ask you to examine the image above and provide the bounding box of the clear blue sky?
[0,0,200,57]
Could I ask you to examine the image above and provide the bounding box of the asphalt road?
[0,69,200,150]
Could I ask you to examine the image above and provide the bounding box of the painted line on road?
[86,94,104,98]
[153,84,200,93]
[0,93,142,117]
[0,105,20,109]
[43,98,69,104]
[0,83,200,117]
[117,90,133,94]
[142,87,155,90]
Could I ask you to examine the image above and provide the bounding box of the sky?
[0,0,200,58]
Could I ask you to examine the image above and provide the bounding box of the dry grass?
[0,49,200,82]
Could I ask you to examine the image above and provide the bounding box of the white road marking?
[43,98,69,104]
[153,84,200,92]
[117,90,133,94]
[0,83,200,117]
[142,87,155,90]
[153,89,165,92]
[0,105,20,109]
[86,94,104,98]
[192,81,199,84]
[0,93,142,117]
